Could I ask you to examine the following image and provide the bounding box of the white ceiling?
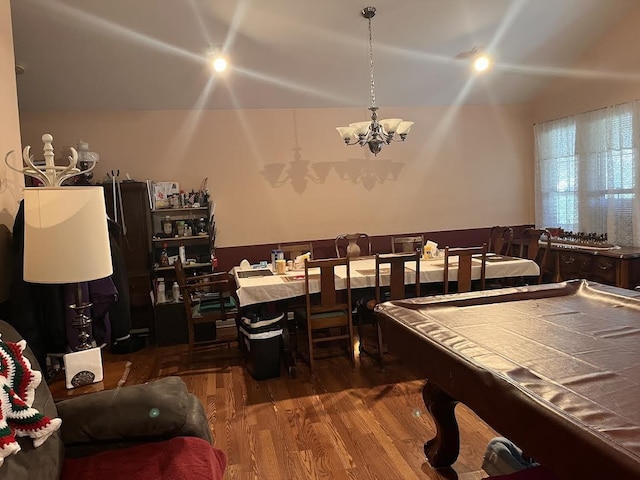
[10,0,637,111]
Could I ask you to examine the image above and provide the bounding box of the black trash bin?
[239,312,284,381]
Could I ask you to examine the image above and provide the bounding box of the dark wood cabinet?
[545,245,640,290]
[102,181,154,333]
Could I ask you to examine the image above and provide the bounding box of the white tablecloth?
[233,255,540,307]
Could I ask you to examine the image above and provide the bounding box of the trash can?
[239,312,284,381]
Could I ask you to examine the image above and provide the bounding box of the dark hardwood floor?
[101,339,497,480]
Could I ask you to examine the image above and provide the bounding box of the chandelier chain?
[368,15,376,109]
[335,6,413,155]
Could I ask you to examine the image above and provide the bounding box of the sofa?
[0,320,226,480]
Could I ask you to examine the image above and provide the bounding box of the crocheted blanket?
[0,337,61,466]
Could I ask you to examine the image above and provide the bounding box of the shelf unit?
[150,204,215,302]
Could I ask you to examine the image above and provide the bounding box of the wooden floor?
[101,339,497,480]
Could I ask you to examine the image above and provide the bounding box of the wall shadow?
[260,110,405,193]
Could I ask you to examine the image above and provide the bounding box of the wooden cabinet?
[102,181,154,333]
[545,245,640,290]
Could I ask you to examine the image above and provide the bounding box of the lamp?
[336,6,414,155]
[24,187,113,350]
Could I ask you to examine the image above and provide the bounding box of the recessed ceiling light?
[473,54,491,72]
[206,46,229,74]
[211,55,228,73]
[455,46,492,73]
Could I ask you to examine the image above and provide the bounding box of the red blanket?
[62,436,227,480]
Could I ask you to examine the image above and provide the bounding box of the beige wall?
[0,2,23,230]
[19,103,533,247]
[531,4,640,123]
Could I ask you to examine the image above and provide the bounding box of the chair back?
[488,226,513,256]
[519,228,551,283]
[304,257,351,314]
[335,233,371,258]
[278,242,314,261]
[391,235,425,254]
[443,244,487,293]
[176,258,237,320]
[375,251,421,303]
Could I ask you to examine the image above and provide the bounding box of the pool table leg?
[422,380,460,468]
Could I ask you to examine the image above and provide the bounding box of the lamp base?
[64,347,103,389]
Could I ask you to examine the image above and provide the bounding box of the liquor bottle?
[160,243,169,266]
[172,282,180,302]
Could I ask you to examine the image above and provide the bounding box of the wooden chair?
[278,242,314,261]
[358,251,421,367]
[174,258,240,359]
[294,257,354,372]
[335,233,371,258]
[391,235,425,254]
[443,244,487,294]
[488,226,514,256]
[518,228,551,284]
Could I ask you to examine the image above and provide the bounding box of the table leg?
[280,318,296,379]
[422,380,460,468]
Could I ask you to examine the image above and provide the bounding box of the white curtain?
[534,100,640,247]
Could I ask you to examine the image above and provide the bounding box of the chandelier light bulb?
[473,54,490,72]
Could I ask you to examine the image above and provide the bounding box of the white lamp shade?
[349,121,371,136]
[23,187,113,284]
[336,126,356,141]
[396,121,414,135]
[380,118,403,133]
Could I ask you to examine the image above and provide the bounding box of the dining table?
[232,254,540,307]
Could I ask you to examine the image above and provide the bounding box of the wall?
[0,2,23,230]
[531,4,640,123]
[19,103,533,247]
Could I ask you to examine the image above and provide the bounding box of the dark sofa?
[0,320,226,480]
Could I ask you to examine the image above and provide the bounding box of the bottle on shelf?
[160,243,169,266]
[157,278,166,303]
[179,243,186,264]
[161,216,173,237]
[172,281,180,302]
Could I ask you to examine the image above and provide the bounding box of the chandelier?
[336,6,414,156]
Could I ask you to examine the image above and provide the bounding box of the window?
[534,101,640,247]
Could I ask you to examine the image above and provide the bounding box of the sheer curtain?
[534,100,640,247]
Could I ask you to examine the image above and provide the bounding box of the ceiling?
[10,0,638,111]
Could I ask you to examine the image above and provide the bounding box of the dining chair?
[358,251,421,367]
[518,228,551,284]
[488,226,514,256]
[335,233,371,258]
[391,235,425,254]
[294,257,354,373]
[277,242,314,261]
[174,258,241,360]
[443,244,487,294]
[485,226,514,288]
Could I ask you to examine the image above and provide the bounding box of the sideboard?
[544,244,640,290]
